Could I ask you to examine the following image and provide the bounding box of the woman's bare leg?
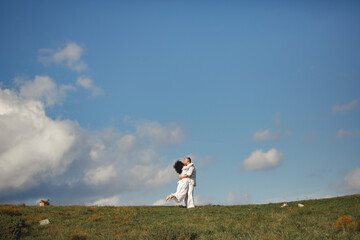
[166,194,175,201]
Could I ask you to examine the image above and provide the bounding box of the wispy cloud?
[136,120,187,146]
[252,112,292,141]
[335,129,360,139]
[84,165,116,186]
[252,129,292,141]
[332,99,358,113]
[91,195,122,206]
[152,198,176,206]
[16,75,75,107]
[38,42,87,72]
[76,76,103,96]
[240,148,284,171]
[38,42,103,97]
[344,168,360,191]
[330,168,360,195]
[227,191,250,205]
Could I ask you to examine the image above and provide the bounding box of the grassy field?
[1,194,359,240]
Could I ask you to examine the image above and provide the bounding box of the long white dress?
[171,165,190,203]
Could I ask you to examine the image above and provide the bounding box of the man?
[179,157,196,208]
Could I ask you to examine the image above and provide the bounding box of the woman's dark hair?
[173,160,184,174]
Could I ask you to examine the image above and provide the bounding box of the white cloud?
[0,88,79,191]
[84,165,117,186]
[240,148,284,171]
[335,129,360,139]
[129,164,175,188]
[91,195,122,206]
[0,83,186,204]
[153,198,175,206]
[18,75,75,107]
[89,143,105,160]
[38,43,103,97]
[252,113,292,141]
[194,195,213,206]
[80,128,178,192]
[76,76,103,96]
[332,99,358,113]
[252,129,292,141]
[39,42,87,72]
[344,168,360,191]
[227,191,250,205]
[252,129,274,141]
[136,120,187,146]
[116,134,139,153]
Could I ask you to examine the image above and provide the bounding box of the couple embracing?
[166,157,196,208]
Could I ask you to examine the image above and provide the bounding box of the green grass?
[1,194,359,239]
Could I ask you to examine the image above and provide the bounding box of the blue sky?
[0,1,359,206]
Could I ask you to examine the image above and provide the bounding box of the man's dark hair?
[173,160,184,174]
[186,157,191,163]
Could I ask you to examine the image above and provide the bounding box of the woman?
[165,160,190,203]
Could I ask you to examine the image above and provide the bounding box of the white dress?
[171,165,190,203]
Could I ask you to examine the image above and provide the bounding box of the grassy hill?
[1,194,359,239]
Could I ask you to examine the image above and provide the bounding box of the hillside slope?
[1,194,359,239]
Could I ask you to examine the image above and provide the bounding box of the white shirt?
[186,163,196,186]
